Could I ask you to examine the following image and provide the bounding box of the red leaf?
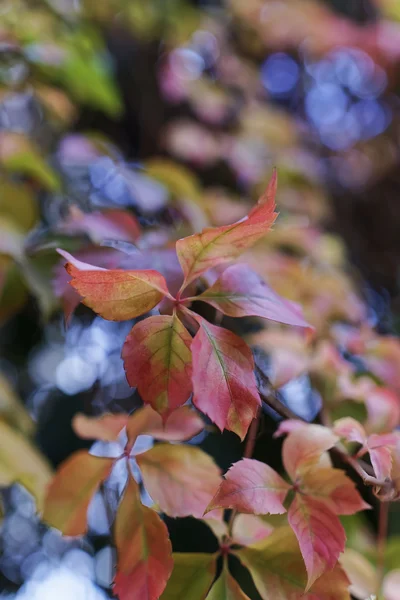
[195,264,311,329]
[300,467,370,514]
[207,458,291,515]
[59,249,171,320]
[114,474,173,600]
[282,424,339,481]
[176,171,277,290]
[137,444,222,518]
[191,319,261,439]
[288,494,346,590]
[43,450,114,536]
[122,314,193,419]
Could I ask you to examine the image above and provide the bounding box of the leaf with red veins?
[72,413,129,442]
[333,418,367,446]
[191,319,261,439]
[58,249,171,321]
[114,474,173,600]
[206,458,291,515]
[122,314,193,419]
[300,467,370,515]
[195,264,311,329]
[206,565,251,600]
[176,170,277,290]
[43,450,114,536]
[59,206,141,244]
[288,494,346,590]
[136,444,222,519]
[125,405,204,454]
[282,424,339,482]
[231,514,274,546]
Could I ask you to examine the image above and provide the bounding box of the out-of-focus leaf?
[0,177,38,232]
[59,206,141,245]
[72,413,129,442]
[0,373,34,435]
[160,552,217,600]
[340,549,376,600]
[42,450,114,535]
[0,420,52,511]
[136,443,222,518]
[0,257,28,322]
[231,514,274,546]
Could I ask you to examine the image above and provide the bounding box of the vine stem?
[227,407,261,535]
[376,500,389,595]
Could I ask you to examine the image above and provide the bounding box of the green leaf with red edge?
[114,473,173,600]
[160,553,217,600]
[288,494,346,590]
[72,413,129,442]
[191,318,261,439]
[206,564,251,600]
[300,467,370,515]
[125,405,204,454]
[42,450,114,536]
[122,314,193,419]
[57,249,171,321]
[194,264,311,329]
[136,443,222,518]
[235,526,351,600]
[206,458,291,515]
[176,170,277,291]
[281,423,339,481]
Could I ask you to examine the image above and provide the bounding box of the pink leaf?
[282,424,339,481]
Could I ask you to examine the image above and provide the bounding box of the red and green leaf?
[114,473,173,600]
[160,553,217,600]
[207,458,291,515]
[191,319,260,439]
[206,564,251,599]
[281,424,339,481]
[136,444,222,518]
[42,450,114,536]
[194,264,310,329]
[288,494,346,590]
[176,171,277,290]
[122,314,193,418]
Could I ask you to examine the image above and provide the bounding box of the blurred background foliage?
[2,0,400,598]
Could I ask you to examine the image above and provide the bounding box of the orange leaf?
[122,314,193,419]
[42,450,114,536]
[191,319,261,439]
[207,458,291,515]
[58,249,171,321]
[288,494,346,590]
[114,473,173,600]
[282,424,339,481]
[136,444,222,518]
[176,170,277,291]
[72,413,129,442]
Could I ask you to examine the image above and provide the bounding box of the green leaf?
[161,553,217,600]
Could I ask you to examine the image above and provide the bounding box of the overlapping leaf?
[191,319,260,439]
[136,444,222,518]
[195,264,310,329]
[122,314,193,418]
[160,553,217,600]
[114,474,173,600]
[176,171,277,290]
[42,450,114,536]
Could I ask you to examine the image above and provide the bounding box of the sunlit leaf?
[288,494,346,590]
[122,314,193,418]
[43,450,114,536]
[114,473,173,600]
[191,319,261,439]
[176,171,277,290]
[137,444,221,518]
[207,458,291,515]
[160,553,217,600]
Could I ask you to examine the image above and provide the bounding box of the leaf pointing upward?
[176,170,277,291]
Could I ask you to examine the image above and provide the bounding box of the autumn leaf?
[206,564,251,599]
[43,450,114,536]
[125,405,204,454]
[194,264,310,329]
[236,526,350,600]
[122,314,193,418]
[176,170,277,291]
[58,249,171,320]
[136,444,222,518]
[59,206,141,244]
[231,514,274,546]
[206,458,291,515]
[288,494,346,590]
[72,413,129,442]
[114,473,173,600]
[160,553,217,600]
[191,319,260,439]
